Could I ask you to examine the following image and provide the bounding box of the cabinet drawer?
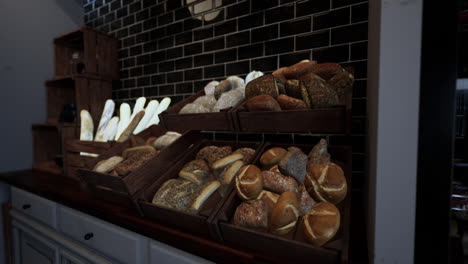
[58,206,143,264]
[11,187,57,229]
[149,240,213,264]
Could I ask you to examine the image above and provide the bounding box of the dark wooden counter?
[0,170,368,264]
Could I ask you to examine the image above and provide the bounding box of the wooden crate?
[46,75,112,128]
[136,140,264,239]
[63,125,170,180]
[54,26,119,80]
[213,143,352,264]
[78,126,198,210]
[232,87,353,134]
[160,90,237,131]
[32,123,79,175]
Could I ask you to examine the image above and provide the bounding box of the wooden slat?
[64,139,113,154]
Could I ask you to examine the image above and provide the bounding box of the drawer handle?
[22,204,31,210]
[84,233,94,240]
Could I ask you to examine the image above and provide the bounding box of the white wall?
[367,0,422,263]
[0,0,82,173]
[0,1,82,262]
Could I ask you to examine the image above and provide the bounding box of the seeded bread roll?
[178,159,210,185]
[305,163,347,204]
[114,147,156,175]
[235,165,263,200]
[277,94,308,110]
[152,179,198,211]
[278,147,308,184]
[196,146,232,167]
[189,181,221,212]
[233,148,256,163]
[262,170,298,195]
[270,192,300,235]
[245,95,281,112]
[122,145,156,159]
[259,147,288,169]
[302,202,340,246]
[233,199,269,230]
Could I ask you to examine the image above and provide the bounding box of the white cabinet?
[11,187,57,229]
[58,206,145,264]
[149,240,213,264]
[16,229,57,264]
[59,249,90,264]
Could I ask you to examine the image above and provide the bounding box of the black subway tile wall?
[83,0,368,189]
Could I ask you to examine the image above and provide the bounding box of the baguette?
[95,99,115,140]
[117,110,145,142]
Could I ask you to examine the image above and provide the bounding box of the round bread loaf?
[307,63,344,81]
[283,60,317,79]
[262,170,298,195]
[259,147,288,168]
[277,94,308,110]
[245,95,281,112]
[305,163,347,204]
[269,191,300,235]
[302,202,340,246]
[257,190,279,214]
[245,74,283,99]
[284,79,302,99]
[235,165,263,200]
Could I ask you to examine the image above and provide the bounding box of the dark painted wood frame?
[415,1,458,263]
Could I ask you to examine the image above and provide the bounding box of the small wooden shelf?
[54,26,118,79]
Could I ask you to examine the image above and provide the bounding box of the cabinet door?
[59,249,89,264]
[19,231,57,264]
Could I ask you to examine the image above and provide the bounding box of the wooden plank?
[66,153,96,168]
[64,139,113,154]
[84,29,97,75]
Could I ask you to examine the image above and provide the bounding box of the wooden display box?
[46,75,112,127]
[32,123,79,175]
[78,126,197,210]
[63,125,165,180]
[160,90,237,131]
[137,139,264,239]
[213,143,352,264]
[54,26,118,79]
[232,90,352,134]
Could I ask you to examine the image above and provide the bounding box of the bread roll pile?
[92,131,181,176]
[179,71,264,114]
[151,145,256,214]
[232,139,346,247]
[244,61,354,112]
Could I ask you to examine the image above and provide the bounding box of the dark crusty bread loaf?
[283,60,317,79]
[307,63,344,81]
[277,94,308,110]
[245,95,281,112]
[245,74,284,99]
[114,146,157,175]
[285,79,302,99]
[233,148,256,163]
[300,74,339,108]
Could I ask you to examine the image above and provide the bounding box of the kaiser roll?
[269,191,300,235]
[259,147,288,169]
[302,202,340,246]
[235,165,263,200]
[305,163,347,204]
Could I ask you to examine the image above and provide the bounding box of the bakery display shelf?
[214,143,352,264]
[78,126,198,211]
[45,75,112,127]
[160,89,237,131]
[54,26,119,80]
[137,139,264,239]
